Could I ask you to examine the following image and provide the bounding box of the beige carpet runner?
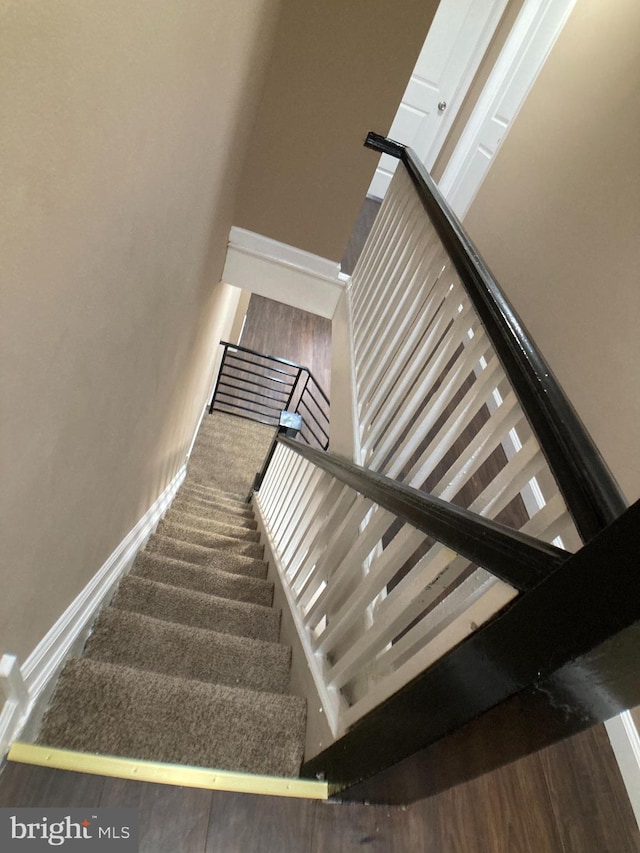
[36,413,307,777]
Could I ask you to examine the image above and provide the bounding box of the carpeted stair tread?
[37,658,306,777]
[180,482,248,505]
[84,608,291,694]
[171,497,258,529]
[112,576,280,643]
[180,489,249,511]
[145,534,268,579]
[186,412,275,496]
[176,485,254,518]
[175,496,256,521]
[155,521,264,559]
[181,478,252,498]
[35,410,306,780]
[131,551,273,607]
[158,509,261,543]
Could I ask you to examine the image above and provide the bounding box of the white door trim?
[438,0,577,218]
[370,0,509,200]
[421,0,509,171]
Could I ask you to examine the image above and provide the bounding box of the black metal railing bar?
[220,362,298,389]
[217,381,291,405]
[224,352,300,380]
[209,341,330,448]
[298,400,329,444]
[218,342,329,406]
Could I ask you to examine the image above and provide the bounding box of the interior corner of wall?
[329,289,359,461]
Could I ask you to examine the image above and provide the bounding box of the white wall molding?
[606,712,640,831]
[0,463,186,757]
[223,227,347,320]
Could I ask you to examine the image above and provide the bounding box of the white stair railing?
[255,442,523,735]
[255,166,579,736]
[350,164,582,553]
[255,135,625,748]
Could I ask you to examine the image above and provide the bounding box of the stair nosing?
[156,523,264,556]
[160,512,261,541]
[146,532,268,571]
[84,608,290,694]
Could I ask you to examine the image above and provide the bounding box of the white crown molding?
[223,227,347,320]
[0,463,186,757]
[228,227,341,279]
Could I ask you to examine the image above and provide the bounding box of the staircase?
[35,412,307,778]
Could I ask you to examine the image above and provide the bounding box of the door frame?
[421,0,510,171]
[438,0,578,218]
[369,0,510,199]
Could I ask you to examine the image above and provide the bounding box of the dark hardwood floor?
[237,193,380,394]
[1,719,638,852]
[240,294,332,394]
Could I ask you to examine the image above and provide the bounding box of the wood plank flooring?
[240,294,332,394]
[2,721,638,851]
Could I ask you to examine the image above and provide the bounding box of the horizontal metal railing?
[209,341,329,450]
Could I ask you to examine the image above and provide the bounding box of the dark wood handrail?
[303,499,640,800]
[364,132,627,543]
[277,436,568,593]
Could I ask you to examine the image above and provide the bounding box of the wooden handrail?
[303,499,640,800]
[277,436,568,593]
[364,132,627,542]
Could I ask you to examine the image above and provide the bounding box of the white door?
[439,0,577,219]
[369,0,509,199]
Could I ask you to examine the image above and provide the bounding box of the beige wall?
[464,0,640,503]
[0,0,283,663]
[234,0,440,262]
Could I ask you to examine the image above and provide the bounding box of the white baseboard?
[223,227,348,320]
[0,463,186,757]
[186,402,209,464]
[606,712,640,830]
[0,656,29,759]
[0,698,25,761]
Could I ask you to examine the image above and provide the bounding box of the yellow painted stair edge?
[8,742,328,801]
